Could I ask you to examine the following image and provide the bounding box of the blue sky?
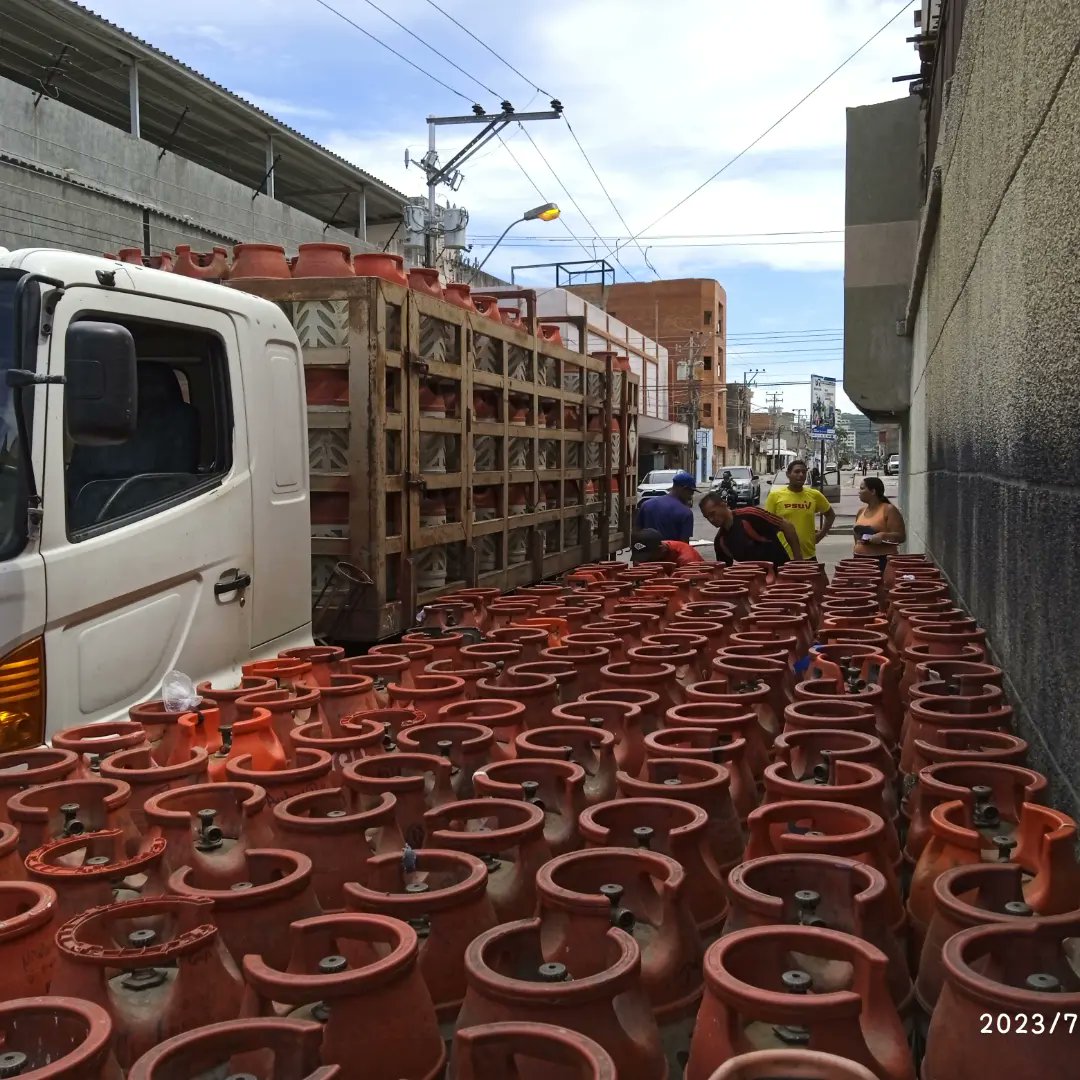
[87,0,919,415]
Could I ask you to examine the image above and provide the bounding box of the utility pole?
[413,99,563,268]
[766,391,783,470]
[741,369,763,465]
[794,408,808,455]
[686,333,702,480]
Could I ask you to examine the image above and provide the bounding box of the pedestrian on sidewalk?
[699,492,802,568]
[854,476,906,567]
[765,459,835,561]
[631,528,705,567]
[636,470,696,541]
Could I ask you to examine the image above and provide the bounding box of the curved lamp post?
[473,202,560,276]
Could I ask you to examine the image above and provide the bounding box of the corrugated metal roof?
[0,0,410,224]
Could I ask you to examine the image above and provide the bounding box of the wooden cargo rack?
[229,275,639,643]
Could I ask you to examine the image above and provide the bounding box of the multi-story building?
[570,279,728,481]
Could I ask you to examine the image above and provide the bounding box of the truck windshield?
[0,277,26,561]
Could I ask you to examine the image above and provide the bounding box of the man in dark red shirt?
[631,528,706,567]
[699,491,803,567]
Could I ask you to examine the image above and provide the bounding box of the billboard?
[810,374,837,438]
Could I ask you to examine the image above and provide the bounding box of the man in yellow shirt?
[765,459,836,560]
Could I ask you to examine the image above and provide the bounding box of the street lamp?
[473,202,560,276]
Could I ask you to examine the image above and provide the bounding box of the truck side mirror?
[65,321,137,445]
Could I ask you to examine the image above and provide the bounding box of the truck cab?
[0,248,313,749]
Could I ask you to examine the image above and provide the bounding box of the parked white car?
[637,469,680,502]
[884,454,901,476]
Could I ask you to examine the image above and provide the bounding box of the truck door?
[38,289,253,734]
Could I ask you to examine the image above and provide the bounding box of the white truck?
[0,248,314,749]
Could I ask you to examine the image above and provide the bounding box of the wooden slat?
[302,345,350,367]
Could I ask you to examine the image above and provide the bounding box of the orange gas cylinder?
[456,919,665,1080]
[272,786,402,911]
[923,917,1080,1080]
[51,895,243,1072]
[0,997,117,1079]
[685,925,914,1080]
[345,848,497,1024]
[551,698,645,777]
[450,1021,617,1079]
[617,757,744,883]
[473,757,587,856]
[128,1017,339,1080]
[724,853,912,1017]
[241,913,446,1079]
[907,799,1080,955]
[205,705,287,782]
[422,798,550,922]
[515,725,618,806]
[578,797,726,935]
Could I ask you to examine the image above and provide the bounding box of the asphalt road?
[687,470,900,573]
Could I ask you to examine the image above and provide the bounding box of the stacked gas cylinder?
[1,554,1078,1079]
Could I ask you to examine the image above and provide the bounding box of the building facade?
[571,279,728,481]
[844,0,1080,817]
[0,0,407,264]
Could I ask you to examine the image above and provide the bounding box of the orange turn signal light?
[0,636,45,751]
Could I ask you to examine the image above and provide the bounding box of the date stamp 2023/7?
[979,1013,1078,1035]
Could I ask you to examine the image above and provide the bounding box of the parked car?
[637,469,681,502]
[710,465,760,506]
[884,454,901,476]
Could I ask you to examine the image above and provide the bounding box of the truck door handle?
[215,570,252,597]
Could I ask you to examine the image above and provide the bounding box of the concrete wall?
[0,76,398,258]
[843,97,922,420]
[906,0,1080,819]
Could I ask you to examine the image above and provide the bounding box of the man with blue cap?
[637,470,697,541]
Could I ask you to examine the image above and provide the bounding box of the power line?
[419,0,551,96]
[412,0,655,280]
[493,132,597,264]
[625,0,917,242]
[513,124,639,281]
[354,0,501,98]
[728,327,843,337]
[728,346,846,356]
[562,113,658,278]
[311,0,479,104]
[467,238,844,250]
[729,357,843,367]
[468,229,844,242]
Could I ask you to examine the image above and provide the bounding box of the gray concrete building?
[0,0,408,259]
[845,0,1080,818]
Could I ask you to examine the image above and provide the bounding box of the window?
[703,310,712,326]
[65,317,232,537]
[703,353,713,370]
[703,403,712,418]
[716,308,724,335]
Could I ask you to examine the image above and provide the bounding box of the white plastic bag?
[161,670,200,713]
